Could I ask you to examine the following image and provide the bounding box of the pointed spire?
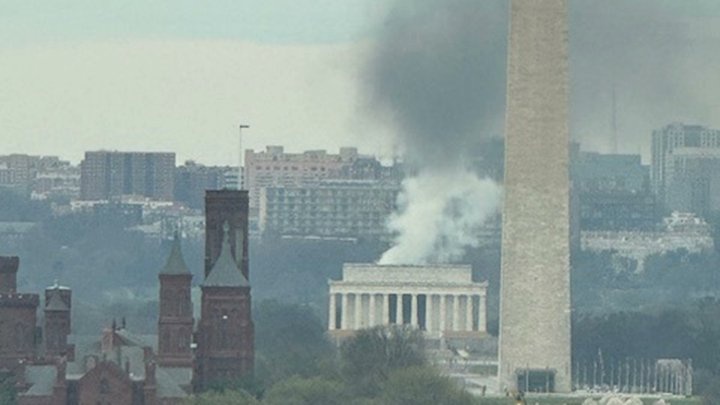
[160,232,191,275]
[45,288,69,311]
[203,221,249,288]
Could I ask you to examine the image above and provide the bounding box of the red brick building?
[157,234,194,369]
[10,247,194,405]
[195,225,253,389]
[195,190,254,390]
[16,326,191,405]
[3,189,255,403]
[0,256,39,370]
[43,284,72,358]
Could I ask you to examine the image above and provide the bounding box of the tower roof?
[202,223,249,288]
[160,232,191,276]
[45,289,69,311]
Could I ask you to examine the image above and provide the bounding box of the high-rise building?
[244,146,361,217]
[652,123,720,217]
[499,0,572,393]
[174,161,235,209]
[573,151,656,231]
[574,152,649,194]
[0,154,80,199]
[80,151,175,201]
[0,154,35,186]
[259,179,399,240]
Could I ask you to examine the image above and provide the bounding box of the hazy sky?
[1,0,390,165]
[3,1,720,165]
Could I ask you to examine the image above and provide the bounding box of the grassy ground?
[475,396,702,405]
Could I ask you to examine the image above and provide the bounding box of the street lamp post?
[238,124,249,190]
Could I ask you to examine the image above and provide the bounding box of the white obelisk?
[498,0,572,393]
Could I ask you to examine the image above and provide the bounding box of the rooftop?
[338,263,481,286]
[45,290,69,311]
[160,233,191,276]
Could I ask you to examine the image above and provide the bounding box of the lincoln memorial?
[328,263,487,338]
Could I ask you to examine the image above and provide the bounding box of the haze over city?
[2,1,720,404]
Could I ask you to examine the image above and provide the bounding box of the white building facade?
[328,264,487,338]
[581,212,714,272]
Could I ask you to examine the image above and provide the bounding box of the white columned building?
[328,264,488,338]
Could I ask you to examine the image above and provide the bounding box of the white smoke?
[380,167,501,265]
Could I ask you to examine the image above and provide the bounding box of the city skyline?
[3,1,720,165]
[3,1,720,402]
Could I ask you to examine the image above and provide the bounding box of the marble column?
[395,294,403,325]
[452,295,460,332]
[328,292,336,330]
[341,293,349,330]
[382,294,390,326]
[465,295,474,332]
[425,294,433,332]
[410,294,418,327]
[439,294,446,332]
[369,294,376,327]
[354,293,363,330]
[479,294,487,332]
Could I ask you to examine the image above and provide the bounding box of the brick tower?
[498,0,572,393]
[195,222,254,389]
[204,190,250,280]
[44,282,72,357]
[157,232,194,368]
[0,256,39,368]
[0,256,19,292]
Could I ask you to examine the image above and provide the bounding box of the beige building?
[244,146,360,216]
[328,264,487,339]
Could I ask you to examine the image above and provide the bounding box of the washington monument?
[498,0,572,393]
